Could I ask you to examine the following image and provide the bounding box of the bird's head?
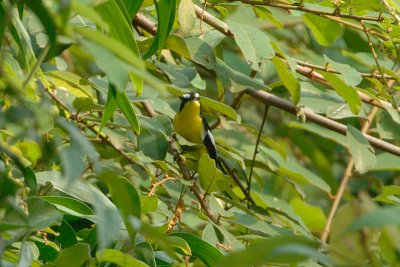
[179,92,200,111]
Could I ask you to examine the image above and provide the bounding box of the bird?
[173,92,221,170]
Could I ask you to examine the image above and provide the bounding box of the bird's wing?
[201,115,218,162]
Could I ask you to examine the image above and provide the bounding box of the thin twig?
[247,104,269,196]
[148,176,177,196]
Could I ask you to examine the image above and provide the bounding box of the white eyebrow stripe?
[182,93,191,99]
[194,93,200,98]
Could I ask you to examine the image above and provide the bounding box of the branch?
[240,1,385,22]
[245,88,400,157]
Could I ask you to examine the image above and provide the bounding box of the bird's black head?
[179,92,200,111]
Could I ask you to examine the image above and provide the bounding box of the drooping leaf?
[346,125,376,174]
[55,243,91,267]
[303,13,342,46]
[97,249,149,267]
[272,56,300,104]
[322,72,362,114]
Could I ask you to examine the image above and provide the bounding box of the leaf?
[346,125,376,174]
[185,37,217,70]
[54,243,91,267]
[322,72,362,114]
[56,220,78,249]
[137,127,168,160]
[134,242,156,267]
[253,6,283,29]
[228,20,274,71]
[219,236,332,266]
[43,196,94,217]
[140,195,158,214]
[165,236,191,255]
[144,0,176,59]
[121,0,144,19]
[100,171,141,244]
[115,85,140,134]
[349,206,400,230]
[272,56,300,104]
[178,0,196,35]
[290,198,326,233]
[95,0,143,95]
[377,110,400,140]
[201,96,238,121]
[324,56,362,86]
[371,153,400,171]
[170,233,224,267]
[198,154,229,193]
[303,13,342,46]
[73,97,102,112]
[97,249,149,267]
[1,197,62,231]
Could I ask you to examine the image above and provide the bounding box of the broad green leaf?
[44,71,94,97]
[253,6,283,29]
[290,198,326,233]
[228,20,274,71]
[219,236,332,266]
[115,85,140,134]
[185,37,217,70]
[95,0,143,95]
[121,0,144,19]
[17,241,34,267]
[170,232,224,267]
[165,236,191,255]
[346,125,376,174]
[178,0,197,35]
[201,96,238,121]
[272,56,300,104]
[303,13,342,46]
[56,220,78,249]
[100,85,118,131]
[100,171,141,244]
[73,97,102,112]
[1,197,62,231]
[43,196,94,216]
[137,126,168,160]
[322,72,362,114]
[216,59,265,92]
[371,153,400,171]
[54,243,91,267]
[144,0,176,59]
[140,195,158,214]
[134,242,156,267]
[377,110,400,139]
[97,249,149,267]
[349,206,400,230]
[374,185,400,204]
[324,56,363,86]
[23,0,56,53]
[198,154,229,193]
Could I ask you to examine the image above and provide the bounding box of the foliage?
[1,0,400,266]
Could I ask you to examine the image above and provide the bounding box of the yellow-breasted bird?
[173,92,221,169]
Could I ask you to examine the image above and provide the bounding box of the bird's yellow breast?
[173,101,203,144]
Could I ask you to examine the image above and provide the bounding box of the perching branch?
[245,88,400,157]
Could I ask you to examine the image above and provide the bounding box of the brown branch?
[240,1,385,22]
[320,106,379,244]
[148,176,177,196]
[169,139,220,224]
[245,88,400,157]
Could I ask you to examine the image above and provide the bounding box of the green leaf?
[178,0,197,35]
[140,195,158,214]
[349,206,400,230]
[219,236,332,266]
[100,171,141,244]
[23,0,56,53]
[170,232,224,267]
[1,197,62,231]
[144,0,176,59]
[100,85,118,131]
[95,0,143,95]
[228,20,274,71]
[198,154,229,193]
[322,72,362,114]
[43,196,94,216]
[303,13,342,46]
[97,249,149,267]
[165,236,191,255]
[115,85,140,134]
[272,56,300,104]
[324,56,362,86]
[290,198,326,233]
[134,242,156,267]
[56,220,78,249]
[377,110,400,139]
[346,125,376,174]
[55,243,91,267]
[201,96,238,121]
[185,37,217,70]
[253,6,283,29]
[371,153,400,171]
[121,0,144,19]
[73,97,102,112]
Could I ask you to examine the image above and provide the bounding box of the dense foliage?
[1,0,400,266]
